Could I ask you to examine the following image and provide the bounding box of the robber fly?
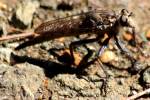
[0,9,137,66]
[0,8,138,96]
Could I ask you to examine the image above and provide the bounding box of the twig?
[127,88,150,100]
[0,32,34,41]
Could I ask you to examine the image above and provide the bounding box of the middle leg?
[69,38,99,65]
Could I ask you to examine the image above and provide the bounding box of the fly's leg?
[114,36,131,55]
[69,37,111,96]
[114,36,138,73]
[69,38,98,65]
[96,37,111,96]
[97,37,111,80]
[76,46,95,74]
[114,36,134,61]
[131,27,136,46]
[79,37,111,96]
[97,47,108,96]
[73,37,110,96]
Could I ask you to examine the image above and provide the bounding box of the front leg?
[114,36,138,72]
[114,36,132,55]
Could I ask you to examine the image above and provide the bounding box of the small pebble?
[0,48,13,63]
[143,67,150,85]
[100,50,117,63]
[146,29,150,40]
[15,0,39,26]
[123,32,133,41]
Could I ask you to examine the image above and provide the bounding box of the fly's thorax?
[92,11,117,31]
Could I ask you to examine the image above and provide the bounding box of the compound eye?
[121,16,128,23]
[121,9,129,15]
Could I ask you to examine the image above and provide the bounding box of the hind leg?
[69,38,98,65]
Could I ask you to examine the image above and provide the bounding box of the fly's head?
[119,9,136,28]
[119,9,137,46]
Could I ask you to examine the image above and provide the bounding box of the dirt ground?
[0,0,150,100]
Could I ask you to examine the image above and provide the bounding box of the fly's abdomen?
[34,16,96,39]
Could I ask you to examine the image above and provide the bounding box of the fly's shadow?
[11,47,97,78]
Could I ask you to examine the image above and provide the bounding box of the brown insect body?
[15,10,119,50]
[35,10,117,36]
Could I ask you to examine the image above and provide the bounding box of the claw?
[100,78,108,96]
[129,60,142,74]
